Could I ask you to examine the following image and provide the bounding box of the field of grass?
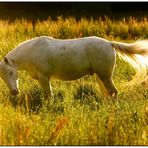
[0,16,147,145]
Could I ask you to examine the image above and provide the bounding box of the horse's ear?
[4,57,14,66]
[4,57,9,65]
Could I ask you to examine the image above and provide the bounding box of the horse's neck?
[7,49,27,70]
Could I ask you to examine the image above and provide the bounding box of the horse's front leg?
[37,73,54,99]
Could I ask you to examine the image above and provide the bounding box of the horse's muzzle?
[11,89,19,95]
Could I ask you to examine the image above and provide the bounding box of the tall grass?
[0,16,147,145]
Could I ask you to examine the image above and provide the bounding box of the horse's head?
[0,57,19,95]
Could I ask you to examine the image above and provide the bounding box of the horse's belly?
[51,68,91,81]
[51,73,86,81]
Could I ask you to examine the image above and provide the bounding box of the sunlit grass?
[0,16,147,145]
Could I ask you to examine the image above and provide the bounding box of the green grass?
[0,16,147,145]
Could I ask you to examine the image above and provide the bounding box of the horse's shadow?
[74,84,103,110]
[9,87,43,113]
[8,84,102,113]
[9,87,65,114]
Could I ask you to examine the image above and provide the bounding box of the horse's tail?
[110,40,148,85]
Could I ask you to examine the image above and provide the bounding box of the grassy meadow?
[0,16,147,145]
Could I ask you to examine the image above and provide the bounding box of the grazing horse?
[0,36,148,97]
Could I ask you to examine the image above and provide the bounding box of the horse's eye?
[9,72,13,76]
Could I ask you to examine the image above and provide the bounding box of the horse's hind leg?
[96,74,117,97]
[97,77,109,97]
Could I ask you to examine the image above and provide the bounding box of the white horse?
[0,36,148,97]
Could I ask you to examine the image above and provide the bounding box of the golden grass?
[0,16,147,145]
